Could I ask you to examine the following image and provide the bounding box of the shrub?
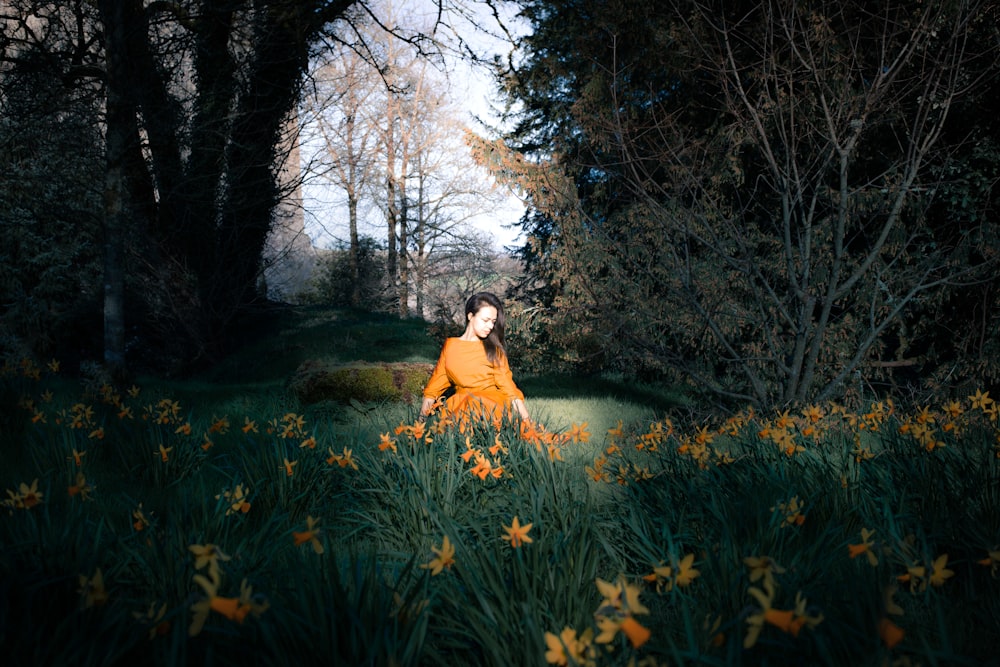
[288,359,433,404]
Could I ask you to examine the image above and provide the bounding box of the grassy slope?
[165,305,687,439]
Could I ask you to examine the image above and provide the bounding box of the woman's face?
[466,305,498,339]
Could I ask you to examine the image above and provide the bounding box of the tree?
[303,1,516,319]
[482,0,1000,407]
[2,0,517,372]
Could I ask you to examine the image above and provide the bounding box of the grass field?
[2,307,999,666]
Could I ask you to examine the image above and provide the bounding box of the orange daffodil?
[188,569,269,636]
[847,528,879,566]
[4,478,44,511]
[593,575,652,648]
[78,568,109,608]
[293,515,324,554]
[978,548,1000,578]
[187,542,267,636]
[743,577,824,648]
[544,626,595,666]
[502,516,533,548]
[643,553,700,593]
[216,484,251,516]
[421,536,456,575]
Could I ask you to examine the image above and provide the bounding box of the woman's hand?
[419,396,436,419]
[512,398,530,422]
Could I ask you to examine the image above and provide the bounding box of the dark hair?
[465,292,506,365]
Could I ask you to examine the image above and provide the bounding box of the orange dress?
[423,338,525,419]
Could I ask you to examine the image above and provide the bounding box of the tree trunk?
[97,0,136,382]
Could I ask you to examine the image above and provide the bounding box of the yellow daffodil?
[133,504,150,531]
[78,568,108,608]
[241,417,258,434]
[68,472,94,500]
[281,458,297,476]
[300,436,317,449]
[189,571,269,636]
[744,580,814,647]
[565,422,591,443]
[6,479,43,510]
[502,516,534,548]
[744,556,785,591]
[595,575,649,616]
[674,553,700,587]
[593,575,650,648]
[607,419,624,442]
[544,626,594,666]
[208,416,229,434]
[977,548,1000,578]
[328,447,358,470]
[642,563,673,593]
[421,536,455,575]
[293,515,324,554]
[969,389,994,411]
[68,448,86,467]
[189,543,231,580]
[378,432,397,453]
[848,528,879,566]
[156,444,172,463]
[216,484,251,516]
[929,553,954,587]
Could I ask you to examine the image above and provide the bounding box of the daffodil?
[281,458,297,476]
[133,504,150,531]
[67,448,86,467]
[189,571,269,636]
[68,472,94,500]
[208,415,230,434]
[189,543,231,580]
[847,528,879,566]
[969,389,994,411]
[134,601,170,640]
[293,515,324,554]
[242,417,258,434]
[565,422,591,443]
[744,580,811,648]
[642,563,673,593]
[744,555,785,590]
[977,548,1000,578]
[674,553,700,587]
[421,536,455,575]
[378,432,397,453]
[78,568,108,608]
[928,553,954,587]
[502,516,533,548]
[6,479,43,509]
[593,575,651,647]
[216,484,251,516]
[878,617,905,649]
[156,444,172,463]
[544,626,594,666]
[328,447,358,470]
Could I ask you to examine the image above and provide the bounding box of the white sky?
[300,0,528,252]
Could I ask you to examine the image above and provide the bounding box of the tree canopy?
[478,0,1000,408]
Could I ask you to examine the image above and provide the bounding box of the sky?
[299,0,529,253]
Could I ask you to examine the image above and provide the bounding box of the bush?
[288,359,433,404]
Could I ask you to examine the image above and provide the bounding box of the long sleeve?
[423,344,453,399]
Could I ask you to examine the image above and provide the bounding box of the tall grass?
[2,317,999,666]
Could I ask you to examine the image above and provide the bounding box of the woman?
[420,292,530,422]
